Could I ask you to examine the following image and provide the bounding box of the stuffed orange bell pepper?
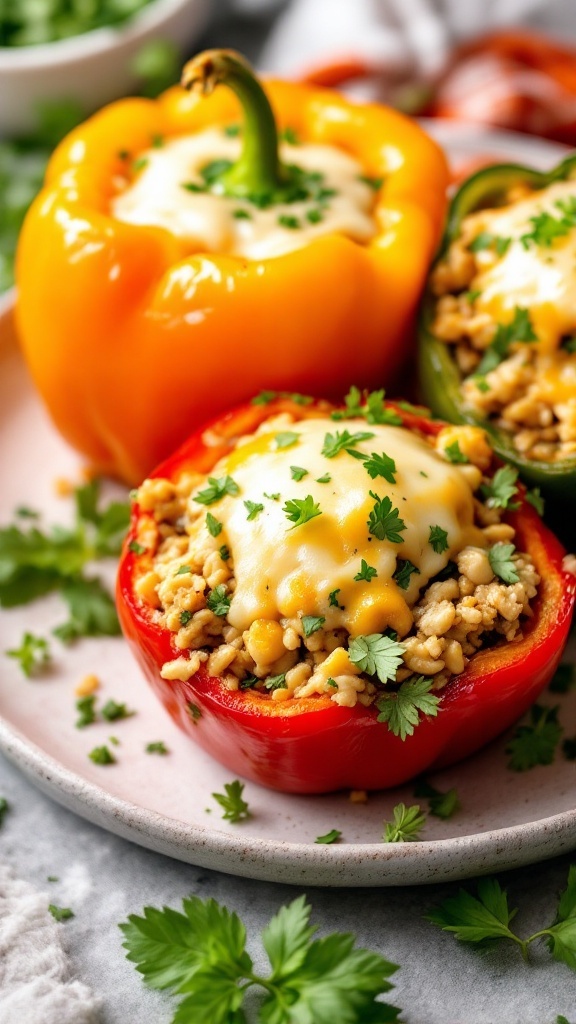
[15,49,448,485]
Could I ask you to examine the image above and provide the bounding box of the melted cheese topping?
[111,127,377,259]
[469,180,576,351]
[189,418,485,637]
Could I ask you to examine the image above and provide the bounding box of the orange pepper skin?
[15,80,448,485]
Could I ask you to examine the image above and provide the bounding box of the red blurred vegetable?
[117,398,576,794]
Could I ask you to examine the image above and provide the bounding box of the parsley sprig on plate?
[120,893,401,1024]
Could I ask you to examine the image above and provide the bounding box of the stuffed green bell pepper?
[419,153,576,501]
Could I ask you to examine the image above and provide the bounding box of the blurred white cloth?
[261,0,557,85]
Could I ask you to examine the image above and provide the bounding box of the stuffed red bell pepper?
[116,392,576,793]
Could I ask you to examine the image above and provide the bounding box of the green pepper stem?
[181,49,287,200]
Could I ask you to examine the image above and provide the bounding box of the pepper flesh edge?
[116,399,576,793]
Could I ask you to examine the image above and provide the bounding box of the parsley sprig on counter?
[120,893,401,1024]
[1,480,129,645]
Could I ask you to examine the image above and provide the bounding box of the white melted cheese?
[110,127,377,259]
[190,418,484,638]
[469,180,576,350]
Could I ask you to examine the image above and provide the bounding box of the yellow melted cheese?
[469,180,576,351]
[111,127,377,259]
[190,418,485,637]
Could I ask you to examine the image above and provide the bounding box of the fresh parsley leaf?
[194,476,239,506]
[469,231,496,252]
[302,615,325,637]
[348,449,397,482]
[101,699,134,722]
[219,545,230,562]
[444,441,469,464]
[428,878,520,947]
[252,391,277,405]
[383,803,426,843]
[179,610,192,626]
[328,588,342,608]
[358,174,384,190]
[278,214,300,229]
[49,904,74,922]
[176,564,191,576]
[6,631,51,677]
[0,797,9,828]
[348,633,405,685]
[476,307,537,375]
[368,493,406,543]
[264,492,280,501]
[212,780,250,822]
[120,894,401,1023]
[146,741,169,755]
[74,480,130,556]
[331,387,402,425]
[315,829,342,844]
[88,745,116,765]
[290,466,309,481]
[75,695,97,728]
[488,542,519,584]
[206,585,231,617]
[480,465,519,509]
[53,577,120,642]
[354,559,378,582]
[316,473,331,483]
[376,676,441,740]
[413,780,460,819]
[506,704,562,770]
[206,513,223,537]
[550,664,576,694]
[321,430,375,459]
[283,495,322,529]
[265,674,287,691]
[244,500,264,521]
[393,559,420,591]
[128,540,146,555]
[521,209,573,249]
[187,702,201,722]
[525,487,545,516]
[428,525,449,555]
[274,431,299,450]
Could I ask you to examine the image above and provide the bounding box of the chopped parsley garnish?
[211,780,250,822]
[368,493,406,543]
[280,126,300,144]
[306,208,323,224]
[354,560,377,583]
[252,391,277,405]
[0,798,8,828]
[376,676,441,740]
[128,539,146,555]
[348,449,397,482]
[75,695,97,729]
[88,745,116,765]
[315,828,342,844]
[290,466,308,481]
[358,174,384,190]
[429,525,449,554]
[444,441,469,464]
[274,431,299,450]
[465,289,481,304]
[205,512,223,537]
[194,475,239,506]
[393,559,420,591]
[283,495,322,529]
[328,588,343,608]
[179,610,192,626]
[265,674,287,691]
[6,631,51,677]
[132,157,148,173]
[219,545,231,562]
[321,429,375,459]
[469,232,511,256]
[480,465,519,509]
[331,386,403,425]
[302,615,325,637]
[49,904,74,922]
[264,492,280,501]
[383,803,426,843]
[316,473,331,483]
[348,632,405,685]
[223,124,241,137]
[488,543,519,584]
[206,585,231,617]
[476,307,537,376]
[240,675,258,690]
[146,741,169,755]
[413,780,460,820]
[520,198,576,249]
[233,208,251,219]
[187,702,202,722]
[101,700,134,722]
[278,214,300,229]
[200,158,234,185]
[176,564,191,576]
[244,500,264,521]
[525,487,545,516]
[326,677,338,687]
[506,704,562,770]
[119,893,400,1022]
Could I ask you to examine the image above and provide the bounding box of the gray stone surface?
[1,752,575,1023]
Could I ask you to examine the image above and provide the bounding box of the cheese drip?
[188,419,484,638]
[111,127,377,260]
[468,180,576,350]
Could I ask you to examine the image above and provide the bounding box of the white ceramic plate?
[2,127,576,887]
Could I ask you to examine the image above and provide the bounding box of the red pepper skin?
[117,399,576,793]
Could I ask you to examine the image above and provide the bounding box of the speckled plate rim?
[3,709,576,888]
[2,125,576,887]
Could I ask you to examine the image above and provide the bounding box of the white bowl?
[0,0,209,136]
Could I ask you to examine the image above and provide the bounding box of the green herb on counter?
[6,631,51,677]
[315,829,342,844]
[88,745,116,766]
[120,893,401,1023]
[383,803,426,843]
[146,741,169,755]
[49,904,74,922]
[212,780,250,823]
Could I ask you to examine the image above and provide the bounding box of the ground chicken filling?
[431,179,576,463]
[132,414,540,709]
